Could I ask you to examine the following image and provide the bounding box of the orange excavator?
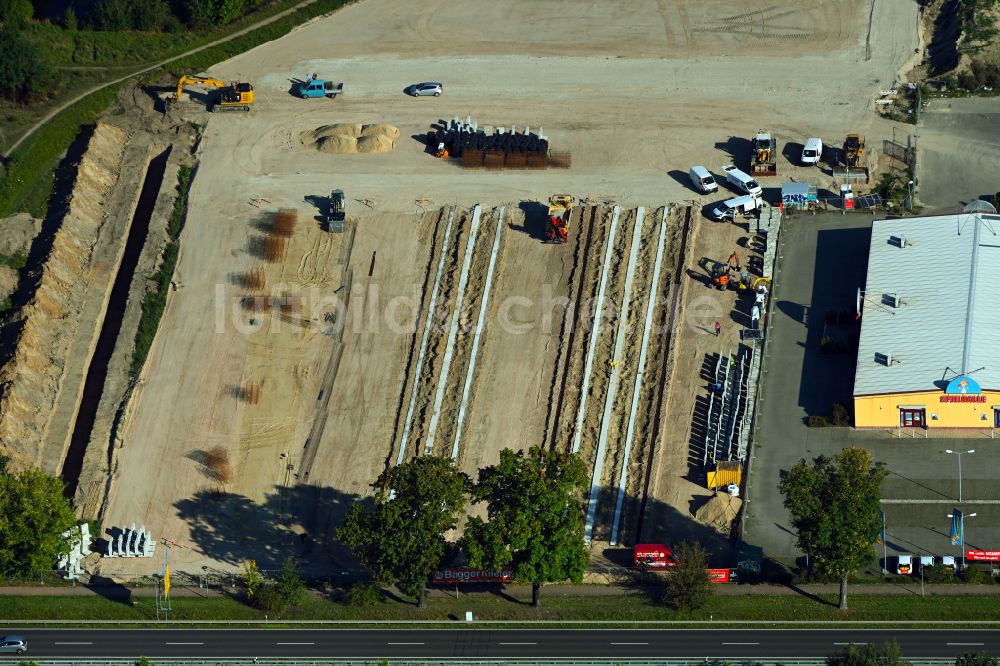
[546,194,574,244]
[710,251,740,290]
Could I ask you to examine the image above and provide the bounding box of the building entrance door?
[899,408,925,428]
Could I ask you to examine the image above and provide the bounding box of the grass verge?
[129,164,192,377]
[5,591,1000,625]
[0,0,356,221]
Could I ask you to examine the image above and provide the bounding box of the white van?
[711,194,762,221]
[721,165,763,197]
[801,137,823,165]
[689,166,718,193]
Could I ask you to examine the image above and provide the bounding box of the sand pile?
[317,135,357,154]
[356,134,395,154]
[0,122,128,468]
[305,123,398,155]
[694,492,742,535]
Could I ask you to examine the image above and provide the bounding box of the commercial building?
[853,211,1000,428]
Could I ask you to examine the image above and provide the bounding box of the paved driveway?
[742,211,1000,573]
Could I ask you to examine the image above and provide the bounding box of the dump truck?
[295,79,344,99]
[750,129,777,176]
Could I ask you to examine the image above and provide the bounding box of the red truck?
[633,544,677,569]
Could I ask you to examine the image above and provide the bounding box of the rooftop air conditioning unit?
[874,352,893,366]
[882,293,903,308]
[889,235,907,248]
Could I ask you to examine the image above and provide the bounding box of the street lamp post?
[945,449,975,502]
[907,180,914,211]
[947,511,978,569]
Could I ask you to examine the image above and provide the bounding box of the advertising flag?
[949,510,963,546]
[163,546,171,599]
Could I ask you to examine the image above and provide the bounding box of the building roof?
[854,213,1000,396]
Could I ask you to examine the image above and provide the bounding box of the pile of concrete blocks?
[57,523,93,580]
[105,522,156,558]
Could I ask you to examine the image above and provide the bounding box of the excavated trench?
[60,148,170,497]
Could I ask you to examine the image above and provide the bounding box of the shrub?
[253,583,287,614]
[921,564,954,583]
[829,402,851,427]
[807,415,830,428]
[346,582,381,607]
[958,565,989,584]
[0,0,33,25]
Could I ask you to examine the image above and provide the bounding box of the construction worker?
[714,321,721,337]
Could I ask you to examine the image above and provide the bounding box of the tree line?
[338,447,590,607]
[0,0,286,104]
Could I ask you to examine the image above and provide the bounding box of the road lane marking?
[723,642,759,645]
[611,642,649,645]
[277,642,315,645]
[948,643,984,646]
[835,643,868,646]
[388,642,424,645]
[500,642,537,645]
[165,642,203,645]
[55,642,92,645]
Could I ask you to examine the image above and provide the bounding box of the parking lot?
[918,97,1000,211]
[742,211,1000,574]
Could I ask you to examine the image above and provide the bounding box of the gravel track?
[387,208,450,465]
[405,209,470,459]
[427,208,500,458]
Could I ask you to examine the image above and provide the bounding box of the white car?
[405,82,443,97]
[895,555,913,575]
[918,555,934,573]
[939,555,956,572]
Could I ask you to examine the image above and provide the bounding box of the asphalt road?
[2,629,999,659]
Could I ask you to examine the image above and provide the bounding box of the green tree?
[827,641,909,666]
[664,541,711,612]
[0,0,33,25]
[0,27,55,102]
[181,0,215,28]
[463,447,589,607]
[780,447,887,610]
[214,0,245,24]
[132,0,170,31]
[0,464,76,576]
[957,653,999,666]
[276,555,305,606]
[90,0,132,30]
[337,456,469,607]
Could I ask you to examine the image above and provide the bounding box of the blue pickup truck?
[295,79,344,99]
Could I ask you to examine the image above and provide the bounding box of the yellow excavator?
[172,75,254,112]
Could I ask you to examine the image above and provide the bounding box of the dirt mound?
[694,492,742,535]
[361,123,400,140]
[356,134,395,154]
[310,123,362,141]
[0,265,17,303]
[0,122,128,468]
[316,135,357,154]
[0,213,41,256]
[306,122,398,154]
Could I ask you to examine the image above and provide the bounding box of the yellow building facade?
[854,385,1000,429]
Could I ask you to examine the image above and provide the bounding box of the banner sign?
[431,568,514,584]
[950,510,963,546]
[966,550,1000,562]
[706,568,738,584]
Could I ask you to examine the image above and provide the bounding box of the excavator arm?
[174,75,227,100]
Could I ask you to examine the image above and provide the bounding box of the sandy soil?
[101,0,920,573]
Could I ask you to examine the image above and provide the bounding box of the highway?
[1,629,999,660]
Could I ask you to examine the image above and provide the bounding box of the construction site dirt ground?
[101,0,920,574]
